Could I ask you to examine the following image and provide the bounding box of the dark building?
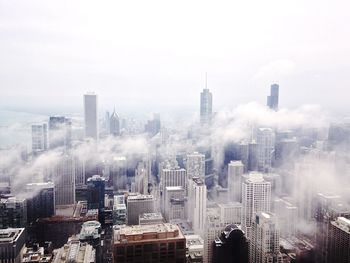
[49,116,72,149]
[0,228,26,263]
[267,83,279,111]
[212,224,248,263]
[0,196,27,229]
[87,175,106,223]
[26,182,55,225]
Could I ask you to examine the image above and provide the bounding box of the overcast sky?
[0,0,349,115]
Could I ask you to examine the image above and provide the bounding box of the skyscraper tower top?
[267,83,279,111]
[200,76,212,125]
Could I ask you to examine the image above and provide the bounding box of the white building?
[135,162,148,195]
[257,128,275,172]
[52,154,75,206]
[218,202,242,225]
[250,212,284,263]
[84,93,98,140]
[164,186,186,221]
[227,160,244,202]
[273,197,298,237]
[242,172,271,238]
[200,88,213,125]
[186,152,205,180]
[188,177,207,237]
[127,194,155,225]
[31,123,48,153]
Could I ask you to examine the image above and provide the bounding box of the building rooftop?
[52,240,94,263]
[139,212,163,221]
[113,223,184,244]
[127,194,154,201]
[79,221,101,240]
[0,228,25,244]
[332,217,350,234]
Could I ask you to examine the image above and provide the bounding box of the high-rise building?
[218,202,242,225]
[49,116,72,149]
[145,113,161,137]
[84,92,98,140]
[52,238,95,263]
[273,197,298,237]
[200,88,212,125]
[87,175,105,222]
[212,224,248,263]
[52,155,76,206]
[31,123,48,153]
[327,217,350,263]
[139,212,164,225]
[188,177,207,236]
[0,228,26,263]
[74,157,85,186]
[109,156,127,191]
[26,182,55,224]
[110,109,120,136]
[250,212,284,263]
[113,195,127,225]
[0,196,27,229]
[126,194,155,225]
[113,223,186,263]
[135,162,148,195]
[256,128,275,172]
[241,172,271,238]
[164,186,186,222]
[267,83,279,111]
[228,161,244,202]
[186,152,205,180]
[79,220,102,263]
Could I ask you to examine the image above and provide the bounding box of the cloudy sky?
[0,0,349,115]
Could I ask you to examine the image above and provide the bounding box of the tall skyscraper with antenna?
[200,74,212,125]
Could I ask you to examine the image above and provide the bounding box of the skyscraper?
[87,175,106,221]
[110,109,120,136]
[256,128,275,172]
[31,123,48,153]
[228,160,244,202]
[200,88,212,125]
[49,116,72,149]
[188,177,207,236]
[186,152,205,180]
[52,154,76,206]
[250,212,283,263]
[327,217,350,263]
[126,194,155,225]
[84,92,98,140]
[135,162,149,195]
[241,172,271,238]
[163,186,186,222]
[267,83,279,111]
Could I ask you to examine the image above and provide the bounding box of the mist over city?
[1,1,350,263]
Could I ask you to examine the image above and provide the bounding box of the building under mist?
[267,83,279,111]
[31,123,48,153]
[84,92,98,140]
[200,88,212,125]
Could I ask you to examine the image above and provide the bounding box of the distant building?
[212,224,248,263]
[52,238,95,263]
[163,186,186,222]
[186,152,205,180]
[267,83,279,111]
[242,172,271,238]
[145,113,161,137]
[227,161,244,202]
[0,196,27,229]
[113,223,186,263]
[134,162,149,195]
[327,217,350,263]
[110,109,120,136]
[200,88,212,125]
[273,197,298,237]
[256,128,275,172]
[218,202,242,225]
[49,116,72,149]
[139,212,164,225]
[112,195,127,225]
[31,123,48,153]
[26,182,55,225]
[127,194,155,225]
[188,177,207,236]
[0,228,26,263]
[109,156,127,191]
[84,93,98,140]
[250,212,284,263]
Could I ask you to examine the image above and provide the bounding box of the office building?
[273,197,298,237]
[0,228,26,263]
[250,212,284,263]
[52,239,95,263]
[188,177,207,236]
[135,162,149,195]
[49,116,72,149]
[185,234,204,263]
[0,196,27,229]
[327,217,350,263]
[113,195,127,225]
[113,223,186,263]
[84,93,98,140]
[145,113,161,137]
[227,160,244,202]
[139,212,164,225]
[79,221,102,263]
[218,202,242,225]
[256,128,275,172]
[26,182,55,224]
[52,155,75,206]
[31,123,48,153]
[127,194,155,225]
[242,172,271,238]
[110,109,120,136]
[200,88,212,125]
[87,175,105,223]
[267,83,279,111]
[186,152,205,180]
[21,243,53,262]
[212,224,248,263]
[74,157,85,186]
[109,156,127,191]
[163,186,186,222]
